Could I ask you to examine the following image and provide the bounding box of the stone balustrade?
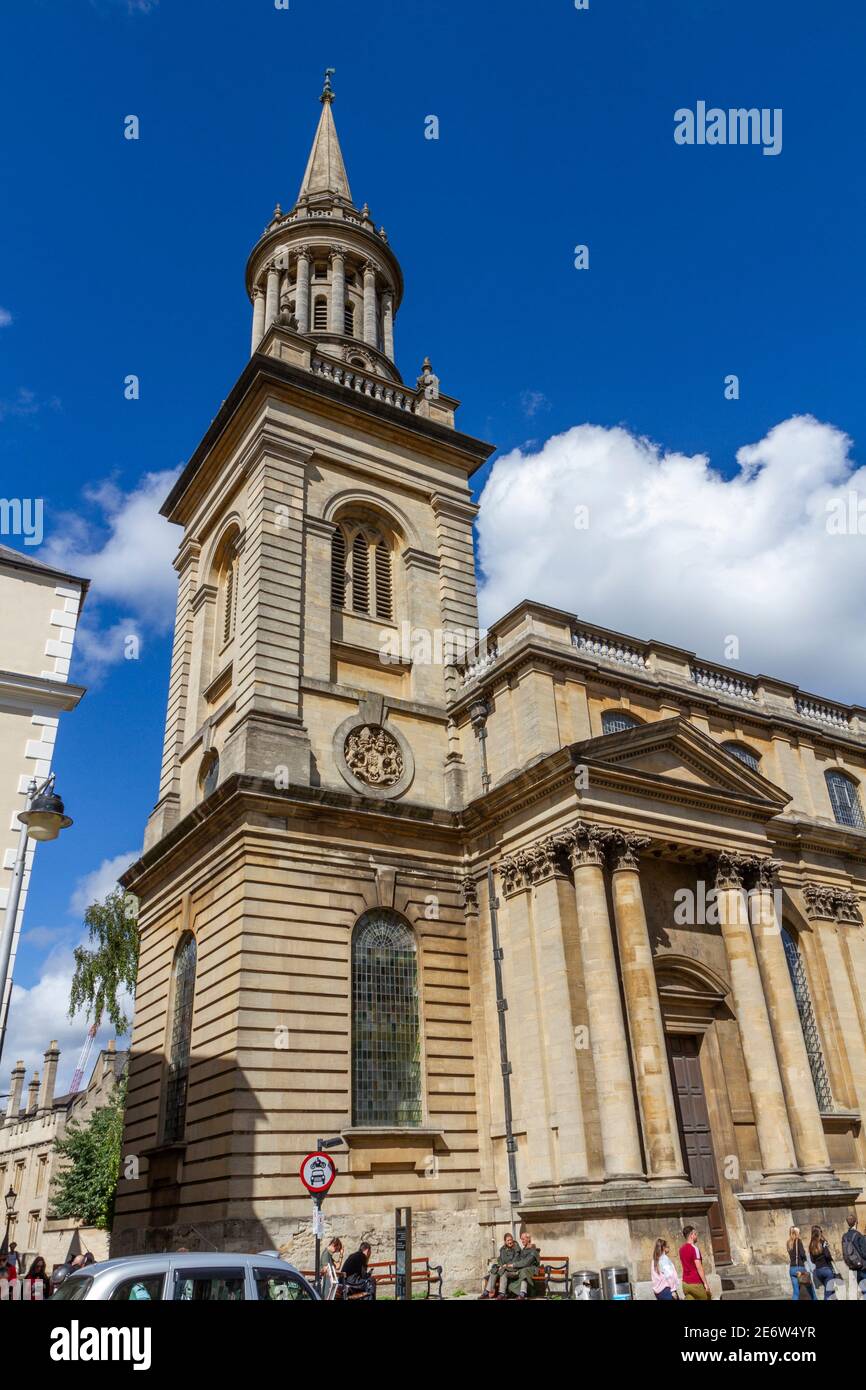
[309,356,416,412]
[690,663,757,701]
[572,628,647,669]
[795,695,850,730]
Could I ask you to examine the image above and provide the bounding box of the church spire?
[297,69,352,206]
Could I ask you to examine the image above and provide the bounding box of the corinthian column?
[382,290,394,358]
[749,863,832,1176]
[713,852,797,1178]
[362,262,377,346]
[607,830,685,1183]
[560,822,644,1182]
[329,245,346,334]
[264,263,280,332]
[250,285,265,354]
[295,250,311,334]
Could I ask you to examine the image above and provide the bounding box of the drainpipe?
[486,865,521,1213]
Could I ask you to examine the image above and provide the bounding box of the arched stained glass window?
[781,925,833,1113]
[163,933,197,1143]
[601,710,641,735]
[351,910,421,1127]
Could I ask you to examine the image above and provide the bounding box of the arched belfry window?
[826,770,865,829]
[601,709,641,735]
[781,925,833,1113]
[351,910,421,1128]
[330,518,395,621]
[215,532,240,649]
[163,933,197,1143]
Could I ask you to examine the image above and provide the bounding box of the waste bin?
[601,1265,632,1300]
[571,1268,602,1301]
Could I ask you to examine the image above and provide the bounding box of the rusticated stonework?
[344,724,404,787]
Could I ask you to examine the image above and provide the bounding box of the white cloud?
[69,850,139,917]
[476,415,866,704]
[0,307,12,327]
[40,468,180,676]
[3,946,129,1096]
[520,389,550,419]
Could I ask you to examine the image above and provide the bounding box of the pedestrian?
[651,1238,680,1300]
[24,1255,51,1300]
[841,1212,866,1300]
[341,1240,376,1300]
[319,1237,343,1294]
[786,1226,816,1302]
[679,1225,711,1301]
[808,1226,838,1300]
[5,1242,19,1281]
[480,1231,517,1299]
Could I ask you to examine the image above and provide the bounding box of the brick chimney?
[5,1060,25,1119]
[38,1041,60,1111]
[26,1071,39,1112]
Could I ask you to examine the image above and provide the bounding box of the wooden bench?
[303,1256,443,1299]
[537,1255,571,1298]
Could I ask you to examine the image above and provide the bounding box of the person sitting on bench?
[507,1232,541,1300]
[480,1231,518,1299]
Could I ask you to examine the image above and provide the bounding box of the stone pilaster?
[805,885,866,1141]
[559,822,644,1183]
[712,852,797,1178]
[749,861,832,1177]
[147,537,200,847]
[461,875,498,1206]
[607,829,685,1183]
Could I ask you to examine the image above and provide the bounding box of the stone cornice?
[0,669,85,713]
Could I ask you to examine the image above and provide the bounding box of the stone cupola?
[245,70,404,382]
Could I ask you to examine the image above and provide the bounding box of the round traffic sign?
[299,1151,336,1194]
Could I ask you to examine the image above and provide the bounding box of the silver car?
[48,1251,319,1302]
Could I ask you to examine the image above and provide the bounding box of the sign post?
[395,1206,412,1301]
[299,1148,337,1295]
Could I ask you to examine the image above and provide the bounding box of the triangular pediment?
[571,715,791,814]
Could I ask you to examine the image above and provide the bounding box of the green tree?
[49,1079,127,1230]
[68,887,139,1034]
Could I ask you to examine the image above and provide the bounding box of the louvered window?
[222,554,238,645]
[331,527,346,608]
[344,302,355,335]
[351,532,370,613]
[374,542,392,621]
[826,771,865,829]
[601,710,641,735]
[313,297,328,330]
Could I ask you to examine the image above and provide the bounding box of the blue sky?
[2,0,864,1083]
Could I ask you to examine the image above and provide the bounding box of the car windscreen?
[49,1276,94,1301]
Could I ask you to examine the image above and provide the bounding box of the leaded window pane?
[781,926,833,1113]
[164,933,197,1143]
[601,710,640,735]
[352,911,421,1127]
[826,772,866,829]
[723,742,760,772]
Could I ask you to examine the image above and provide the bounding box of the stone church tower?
[116,79,866,1297]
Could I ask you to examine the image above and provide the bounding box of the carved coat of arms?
[344,724,404,787]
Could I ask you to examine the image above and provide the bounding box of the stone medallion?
[333,709,414,799]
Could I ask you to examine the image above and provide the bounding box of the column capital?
[606,829,651,872]
[329,243,348,262]
[252,283,264,300]
[498,851,531,898]
[712,850,755,891]
[751,856,782,891]
[295,246,312,262]
[804,881,863,925]
[362,260,377,279]
[555,820,606,870]
[527,838,569,885]
[468,698,490,732]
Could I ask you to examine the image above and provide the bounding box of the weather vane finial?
[321,67,335,103]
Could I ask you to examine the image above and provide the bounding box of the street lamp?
[0,774,73,1064]
[3,1185,15,1257]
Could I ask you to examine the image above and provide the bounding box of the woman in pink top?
[651,1238,680,1300]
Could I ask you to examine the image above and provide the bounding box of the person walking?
[841,1213,866,1300]
[809,1226,838,1300]
[679,1226,711,1301]
[786,1227,816,1302]
[5,1242,19,1282]
[651,1238,680,1300]
[319,1237,343,1284]
[480,1231,517,1299]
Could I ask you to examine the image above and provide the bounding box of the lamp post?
[3,1185,15,1257]
[0,774,72,1065]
